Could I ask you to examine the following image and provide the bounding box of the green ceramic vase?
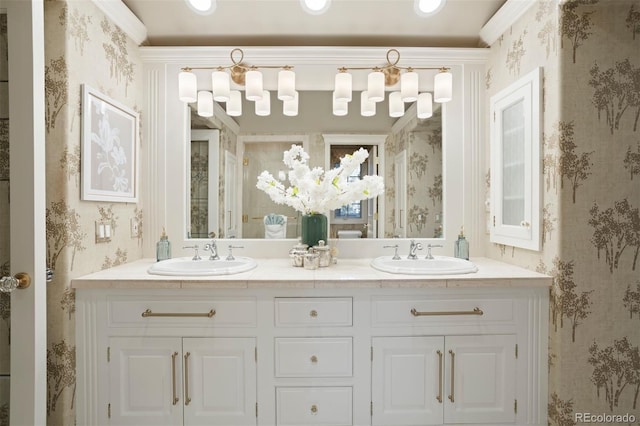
[301,213,328,247]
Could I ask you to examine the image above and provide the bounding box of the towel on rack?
[264,214,287,238]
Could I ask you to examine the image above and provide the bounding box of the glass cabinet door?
[490,67,542,251]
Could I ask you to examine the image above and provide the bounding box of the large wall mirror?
[149,46,483,254]
[189,91,443,240]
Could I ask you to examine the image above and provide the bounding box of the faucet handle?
[425,243,443,260]
[182,245,201,261]
[383,244,401,260]
[227,245,244,261]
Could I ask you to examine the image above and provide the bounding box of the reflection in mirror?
[189,129,219,238]
[189,91,443,239]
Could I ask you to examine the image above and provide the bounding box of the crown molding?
[479,0,537,47]
[91,0,147,46]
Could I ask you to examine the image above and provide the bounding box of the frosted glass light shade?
[333,91,348,116]
[255,90,271,116]
[434,70,453,103]
[178,71,197,103]
[367,71,385,102]
[197,91,214,117]
[226,90,242,116]
[278,70,296,101]
[283,91,299,116]
[400,71,419,102]
[334,72,352,102]
[389,92,404,117]
[360,91,376,117]
[211,71,230,102]
[245,70,263,101]
[417,92,433,119]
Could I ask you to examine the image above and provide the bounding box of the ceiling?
[123,0,505,48]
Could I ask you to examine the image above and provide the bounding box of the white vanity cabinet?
[108,337,256,426]
[74,261,549,426]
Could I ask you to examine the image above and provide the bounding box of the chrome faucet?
[425,244,443,260]
[203,240,220,260]
[408,240,423,260]
[226,245,244,261]
[183,245,201,261]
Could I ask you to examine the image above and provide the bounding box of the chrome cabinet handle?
[141,309,216,318]
[448,350,455,403]
[184,352,191,406]
[436,350,443,403]
[171,352,179,405]
[410,307,483,317]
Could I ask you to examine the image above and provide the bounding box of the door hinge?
[242,214,249,223]
[493,215,496,227]
[243,157,249,166]
[370,401,373,416]
[107,346,110,362]
[373,155,379,165]
[256,402,258,417]
[371,346,373,362]
[493,111,496,122]
[515,344,518,359]
[108,403,111,419]
[373,212,379,221]
[514,399,518,414]
[255,346,258,363]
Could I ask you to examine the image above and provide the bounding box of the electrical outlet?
[130,218,140,238]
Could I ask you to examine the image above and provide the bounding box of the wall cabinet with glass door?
[490,67,542,251]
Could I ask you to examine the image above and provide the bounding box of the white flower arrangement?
[256,144,385,215]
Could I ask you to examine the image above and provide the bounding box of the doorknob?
[0,272,31,293]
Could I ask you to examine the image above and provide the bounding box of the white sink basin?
[371,255,478,275]
[148,256,257,276]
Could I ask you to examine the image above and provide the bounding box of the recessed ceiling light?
[415,0,446,17]
[300,0,331,15]
[185,0,216,15]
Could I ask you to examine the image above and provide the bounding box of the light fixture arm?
[180,48,293,75]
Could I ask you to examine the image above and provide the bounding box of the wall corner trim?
[479,0,537,47]
[91,0,147,46]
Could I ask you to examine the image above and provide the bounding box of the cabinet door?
[108,337,183,426]
[183,338,256,426]
[444,335,517,424]
[372,336,444,425]
[490,67,542,251]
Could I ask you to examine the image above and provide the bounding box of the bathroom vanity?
[73,257,549,426]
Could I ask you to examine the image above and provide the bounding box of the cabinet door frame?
[490,67,542,251]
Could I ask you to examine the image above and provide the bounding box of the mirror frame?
[141,46,488,258]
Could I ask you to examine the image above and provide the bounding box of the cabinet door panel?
[109,337,183,426]
[372,336,444,425]
[444,334,517,424]
[183,338,256,426]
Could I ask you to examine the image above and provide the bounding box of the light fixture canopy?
[177,48,295,117]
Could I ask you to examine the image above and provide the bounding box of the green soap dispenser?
[454,226,469,260]
[156,227,172,262]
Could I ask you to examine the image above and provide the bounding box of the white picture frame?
[81,84,139,202]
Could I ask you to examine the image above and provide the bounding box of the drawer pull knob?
[310,404,318,414]
[310,355,318,363]
[410,307,483,317]
[141,309,216,318]
[309,309,318,318]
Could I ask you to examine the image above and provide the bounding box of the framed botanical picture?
[81,84,139,202]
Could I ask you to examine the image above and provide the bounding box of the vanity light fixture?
[334,48,452,118]
[178,48,296,117]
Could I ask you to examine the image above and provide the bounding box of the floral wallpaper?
[485,0,640,423]
[384,109,443,238]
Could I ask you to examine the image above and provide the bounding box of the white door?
[444,335,517,424]
[2,1,47,425]
[372,336,444,425]
[183,337,256,426]
[109,337,184,426]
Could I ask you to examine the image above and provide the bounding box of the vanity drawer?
[275,297,352,327]
[275,337,352,377]
[107,296,257,328]
[276,387,352,426]
[371,296,513,327]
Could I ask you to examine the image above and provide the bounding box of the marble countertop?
[72,257,551,289]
